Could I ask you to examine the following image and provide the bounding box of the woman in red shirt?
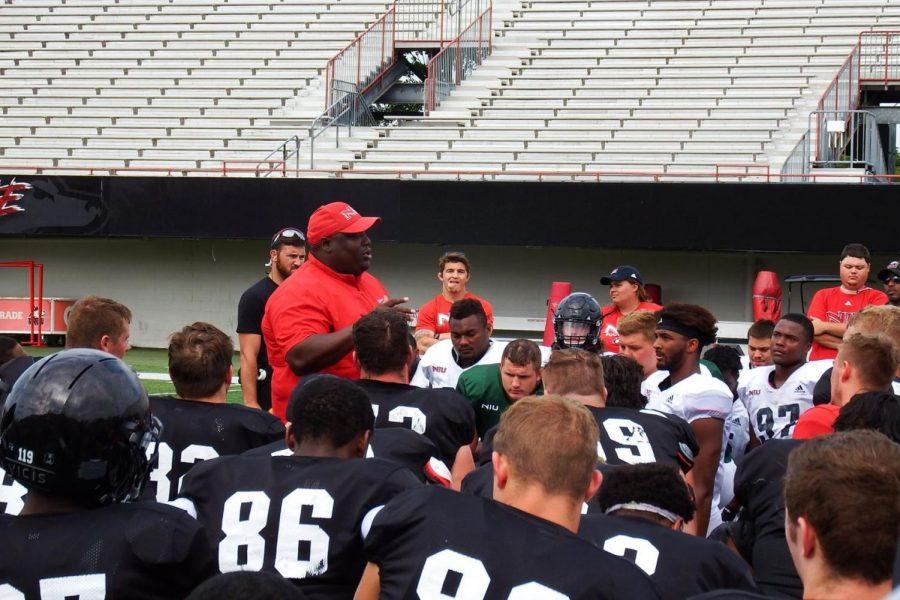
[599,265,662,353]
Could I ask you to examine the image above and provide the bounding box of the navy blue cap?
[601,265,644,286]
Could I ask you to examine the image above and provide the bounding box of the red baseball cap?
[306,202,381,245]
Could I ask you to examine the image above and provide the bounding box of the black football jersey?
[579,514,756,600]
[144,395,285,501]
[733,439,804,599]
[0,466,27,515]
[477,407,698,473]
[178,453,421,599]
[0,502,216,599]
[365,486,660,599]
[243,428,451,486]
[356,380,476,466]
[588,406,699,473]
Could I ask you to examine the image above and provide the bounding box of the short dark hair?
[785,430,900,585]
[834,391,900,443]
[595,462,696,523]
[186,572,307,600]
[747,319,775,340]
[438,251,471,273]
[600,354,646,409]
[703,345,742,377]
[352,308,410,376]
[655,303,718,347]
[840,243,871,264]
[501,339,542,371]
[65,296,132,350]
[287,375,374,448]
[449,298,488,328]
[168,322,233,399]
[0,336,19,365]
[779,313,815,345]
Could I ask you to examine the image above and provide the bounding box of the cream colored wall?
[1,238,892,347]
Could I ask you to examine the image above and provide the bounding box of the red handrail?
[424,6,492,113]
[3,162,898,183]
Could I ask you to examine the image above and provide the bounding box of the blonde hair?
[494,395,599,500]
[541,349,605,397]
[848,305,900,348]
[616,310,658,343]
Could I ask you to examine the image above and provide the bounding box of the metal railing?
[782,29,900,179]
[253,136,301,177]
[309,89,376,168]
[859,30,900,88]
[325,6,396,109]
[780,132,810,183]
[424,5,491,113]
[397,0,490,44]
[811,109,887,175]
[6,162,900,182]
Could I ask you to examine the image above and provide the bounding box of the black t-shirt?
[733,439,804,599]
[0,502,216,599]
[144,395,285,502]
[579,514,756,600]
[356,379,476,466]
[237,276,278,370]
[478,406,699,473]
[812,367,832,405]
[364,486,661,599]
[178,453,421,599]
[244,428,451,486]
[0,355,35,389]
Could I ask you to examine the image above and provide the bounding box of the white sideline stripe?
[138,371,240,385]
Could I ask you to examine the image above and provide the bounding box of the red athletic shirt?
[416,292,494,335]
[599,301,662,353]
[806,286,887,360]
[792,404,839,439]
[262,254,389,421]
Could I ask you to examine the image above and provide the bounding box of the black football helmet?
[553,292,603,352]
[0,348,160,507]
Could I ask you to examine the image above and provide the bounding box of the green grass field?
[24,346,245,404]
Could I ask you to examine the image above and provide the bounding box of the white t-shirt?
[411,339,508,389]
[737,360,831,442]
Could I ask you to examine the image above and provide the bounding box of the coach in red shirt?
[598,265,661,353]
[262,201,406,420]
[807,243,887,360]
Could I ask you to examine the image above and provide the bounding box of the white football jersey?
[411,339,508,389]
[644,371,733,424]
[738,360,831,442]
[641,364,712,406]
[893,380,900,394]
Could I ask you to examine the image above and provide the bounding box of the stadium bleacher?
[0,0,898,178]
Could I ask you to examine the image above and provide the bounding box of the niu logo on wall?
[0,179,32,217]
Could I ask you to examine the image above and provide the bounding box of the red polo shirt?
[262,254,389,421]
[599,301,662,353]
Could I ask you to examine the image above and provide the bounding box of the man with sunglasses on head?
[237,227,306,410]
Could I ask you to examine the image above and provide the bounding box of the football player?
[356,396,660,599]
[0,349,217,597]
[353,308,477,475]
[643,303,733,536]
[462,350,699,505]
[737,314,829,445]
[411,299,507,389]
[785,431,899,599]
[247,427,454,487]
[175,375,421,598]
[579,463,756,599]
[144,322,285,502]
[552,292,604,352]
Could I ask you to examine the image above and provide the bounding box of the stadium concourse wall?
[0,175,898,348]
